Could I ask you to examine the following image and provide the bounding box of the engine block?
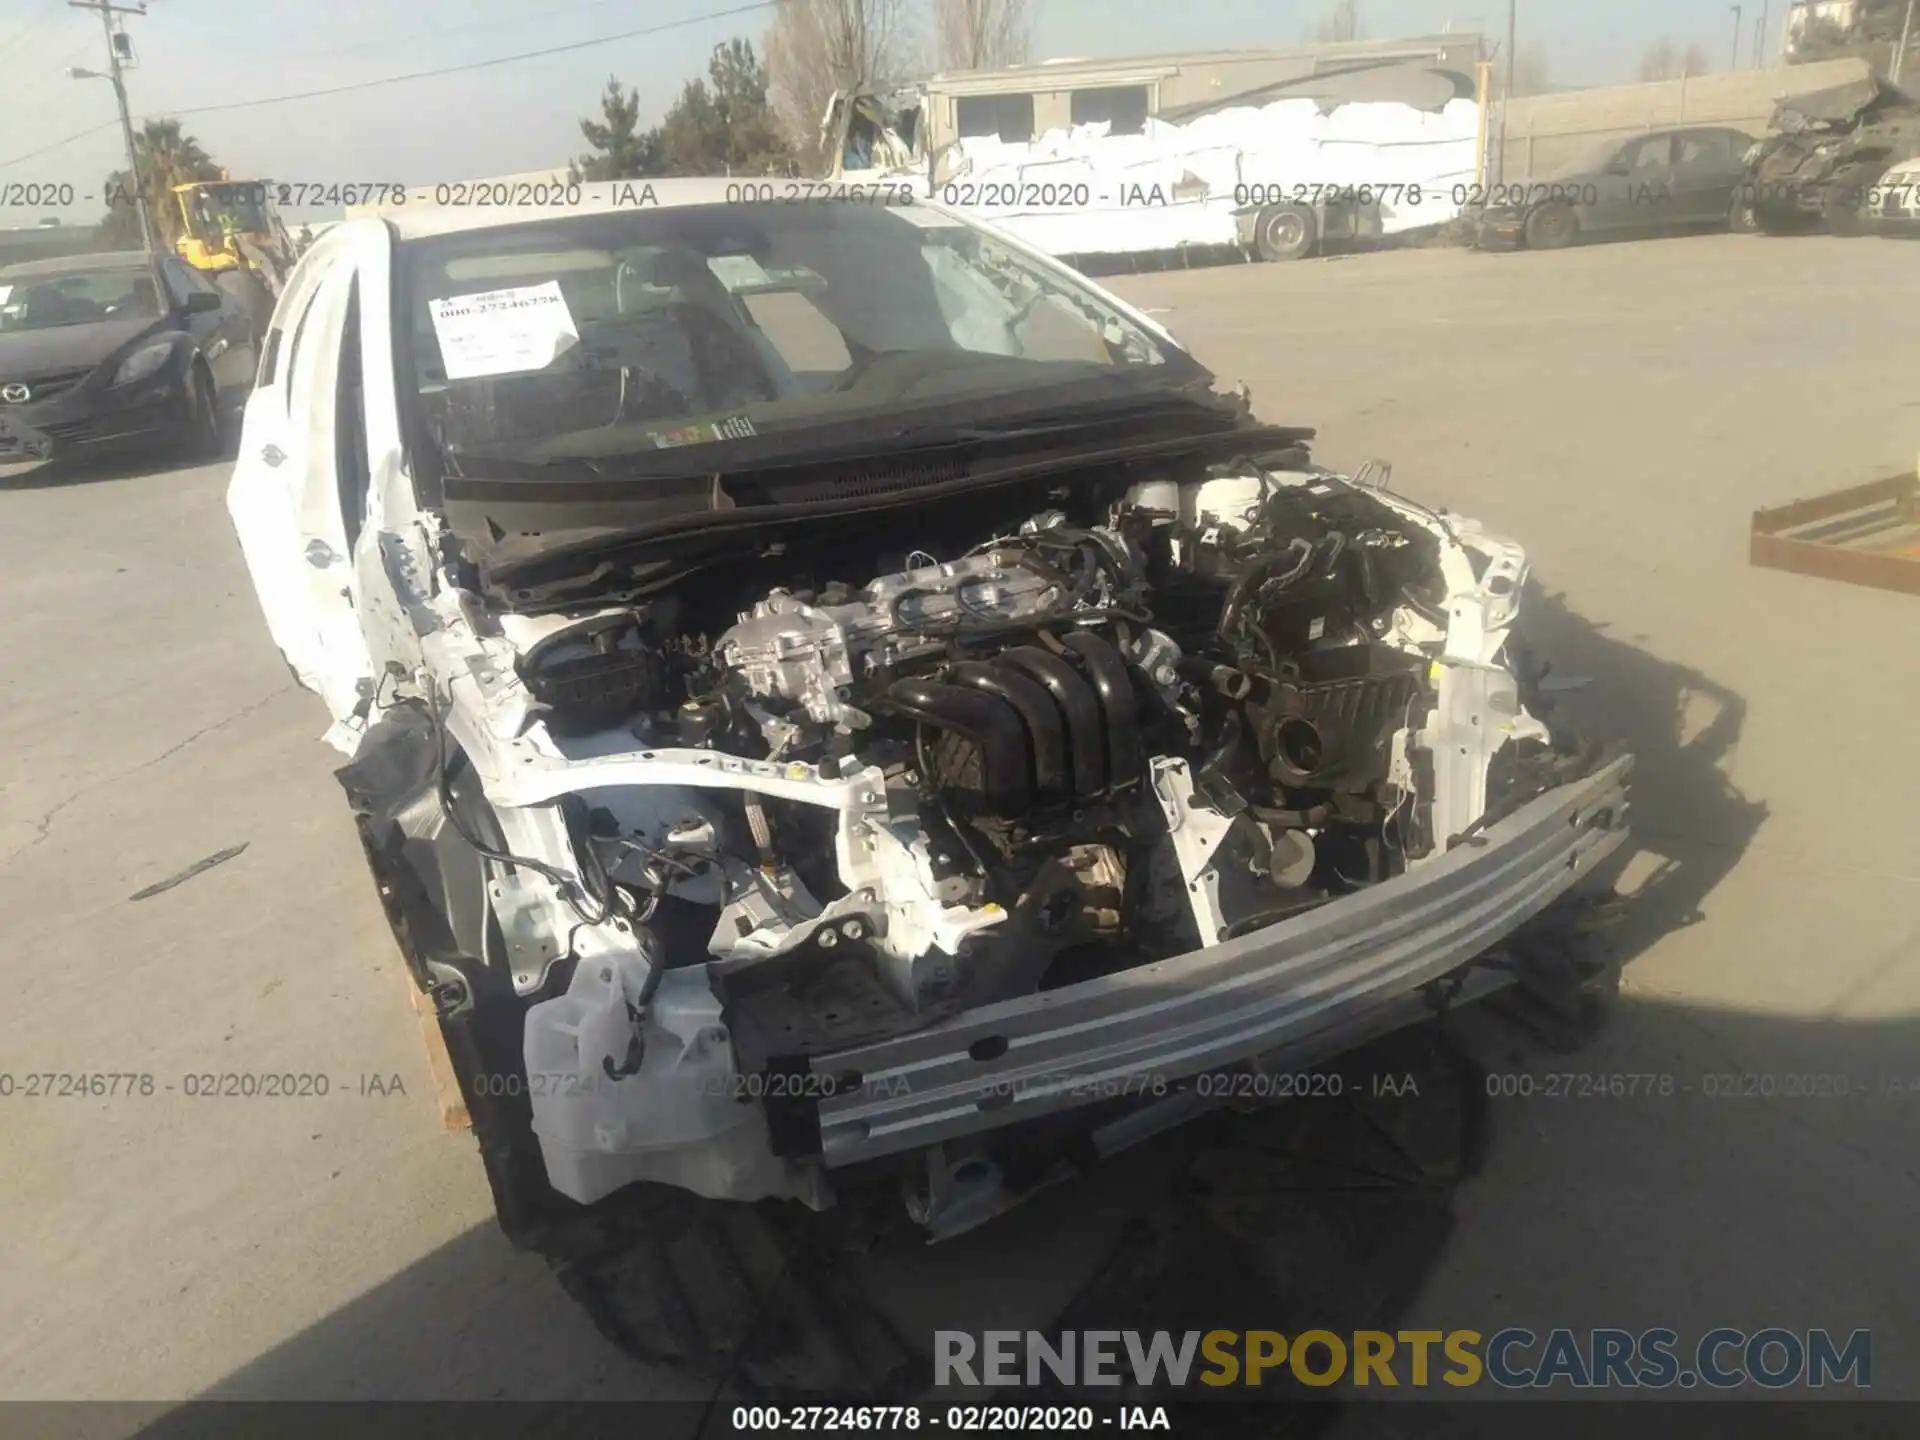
[714,548,1085,726]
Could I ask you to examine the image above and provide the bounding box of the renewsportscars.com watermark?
[936,1328,1871,1390]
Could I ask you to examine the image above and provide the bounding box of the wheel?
[1821,163,1883,237]
[181,362,223,460]
[1728,191,1759,234]
[1253,204,1317,262]
[1523,202,1577,250]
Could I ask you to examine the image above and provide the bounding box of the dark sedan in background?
[0,250,256,464]
[1470,126,1758,251]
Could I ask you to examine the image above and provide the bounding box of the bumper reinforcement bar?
[806,754,1632,1166]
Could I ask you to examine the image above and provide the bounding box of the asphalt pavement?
[3,232,1918,1418]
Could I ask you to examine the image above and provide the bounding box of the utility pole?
[1496,0,1515,185]
[1895,0,1917,84]
[1730,4,1744,70]
[68,0,153,257]
[1755,1,1770,67]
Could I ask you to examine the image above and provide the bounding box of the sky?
[0,0,1773,223]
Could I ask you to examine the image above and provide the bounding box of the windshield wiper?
[444,375,1232,484]
[883,388,1235,447]
[483,418,1314,600]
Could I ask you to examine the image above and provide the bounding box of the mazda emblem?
[0,384,28,404]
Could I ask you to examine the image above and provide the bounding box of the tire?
[1821,163,1883,237]
[1728,191,1759,234]
[1253,204,1317,262]
[182,362,223,461]
[1523,202,1577,250]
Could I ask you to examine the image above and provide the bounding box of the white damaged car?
[227,181,1631,1253]
[1866,154,1920,236]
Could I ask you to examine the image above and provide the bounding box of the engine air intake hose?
[884,680,1032,815]
[1061,631,1142,793]
[949,661,1070,805]
[998,646,1108,800]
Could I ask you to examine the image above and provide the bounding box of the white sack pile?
[941,96,1481,255]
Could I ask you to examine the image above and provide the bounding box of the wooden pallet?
[405,972,472,1132]
[1751,471,1920,595]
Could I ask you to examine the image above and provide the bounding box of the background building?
[917,35,1487,152]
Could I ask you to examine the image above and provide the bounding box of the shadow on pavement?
[0,400,246,491]
[119,598,1840,1434]
[1513,583,1764,972]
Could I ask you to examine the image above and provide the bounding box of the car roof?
[1643,125,1748,139]
[368,178,934,241]
[0,249,157,278]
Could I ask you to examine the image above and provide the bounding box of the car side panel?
[226,233,374,726]
[159,258,248,392]
[1671,130,1748,225]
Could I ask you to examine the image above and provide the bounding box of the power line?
[0,118,119,171]
[10,27,115,109]
[239,0,668,65]
[69,0,157,254]
[1,0,778,170]
[160,0,777,119]
[0,0,66,60]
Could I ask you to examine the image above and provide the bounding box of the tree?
[764,0,911,168]
[655,39,792,175]
[934,0,1032,71]
[569,44,794,183]
[97,118,222,249]
[1314,0,1364,43]
[1788,0,1913,64]
[1636,37,1711,82]
[571,76,660,182]
[1789,15,1854,60]
[708,38,790,173]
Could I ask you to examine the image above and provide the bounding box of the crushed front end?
[343,435,1631,1247]
[1743,78,1920,229]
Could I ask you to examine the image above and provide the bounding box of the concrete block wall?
[1492,56,1872,178]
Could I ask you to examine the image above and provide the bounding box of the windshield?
[1552,136,1636,178]
[399,202,1192,467]
[186,185,270,241]
[0,266,161,333]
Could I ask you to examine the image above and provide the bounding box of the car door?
[1671,130,1745,224]
[159,257,253,392]
[1617,132,1681,229]
[226,232,374,731]
[1577,135,1660,233]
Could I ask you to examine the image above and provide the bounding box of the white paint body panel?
[220,196,1609,1214]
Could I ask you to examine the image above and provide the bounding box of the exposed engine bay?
[344,442,1606,1225]
[690,468,1463,1001]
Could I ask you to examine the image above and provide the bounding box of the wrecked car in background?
[1469,127,1758,251]
[225,181,1631,1257]
[1743,76,1920,235]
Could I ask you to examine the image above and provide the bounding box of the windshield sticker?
[428,281,580,380]
[705,254,773,292]
[651,414,757,448]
